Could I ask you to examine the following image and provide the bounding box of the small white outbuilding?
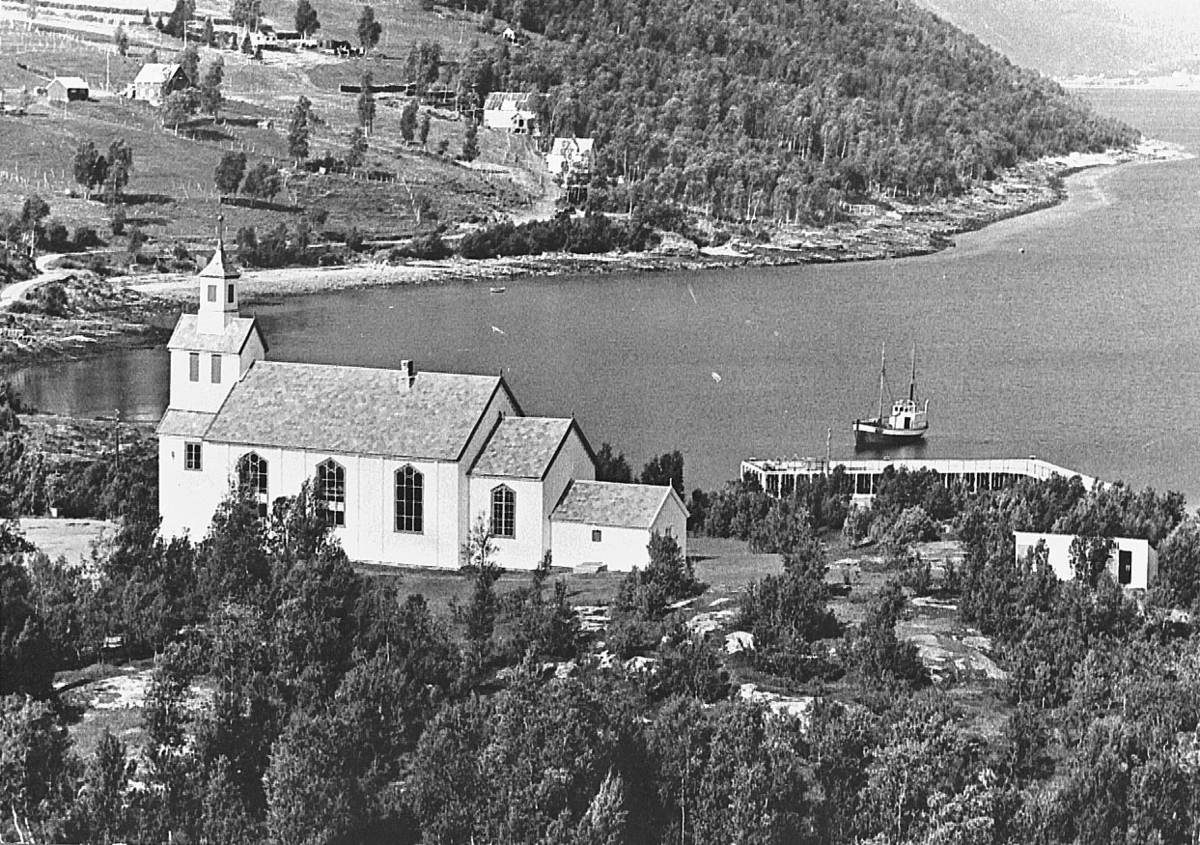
[550,481,688,572]
[1013,531,1158,589]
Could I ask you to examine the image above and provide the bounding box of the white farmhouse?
[158,224,681,570]
[131,63,188,106]
[545,137,594,182]
[1013,531,1158,589]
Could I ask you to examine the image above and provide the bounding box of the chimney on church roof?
[399,359,416,387]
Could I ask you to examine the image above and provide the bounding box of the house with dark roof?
[158,220,681,570]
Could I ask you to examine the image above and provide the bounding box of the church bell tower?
[164,215,266,415]
[196,215,241,335]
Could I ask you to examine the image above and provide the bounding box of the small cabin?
[47,76,89,102]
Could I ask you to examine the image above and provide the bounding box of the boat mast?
[877,343,886,420]
[909,344,916,402]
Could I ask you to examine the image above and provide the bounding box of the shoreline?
[1,140,1190,374]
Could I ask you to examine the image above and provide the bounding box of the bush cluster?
[390,231,451,260]
[458,212,657,259]
[236,221,316,268]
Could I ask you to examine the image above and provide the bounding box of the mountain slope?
[911,0,1200,77]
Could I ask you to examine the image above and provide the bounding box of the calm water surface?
[9,89,1200,503]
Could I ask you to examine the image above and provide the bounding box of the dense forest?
[446,0,1139,221]
[3,384,1200,845]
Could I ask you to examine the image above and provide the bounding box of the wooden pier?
[740,456,1100,502]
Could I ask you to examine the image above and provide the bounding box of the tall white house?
[1013,531,1158,590]
[157,227,685,571]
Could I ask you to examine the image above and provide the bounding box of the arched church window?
[491,485,515,539]
[317,459,345,527]
[237,452,269,518]
[395,465,423,533]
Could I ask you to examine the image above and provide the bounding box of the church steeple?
[197,215,241,335]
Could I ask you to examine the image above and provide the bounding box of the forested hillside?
[450,0,1138,221]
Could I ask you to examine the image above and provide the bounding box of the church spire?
[197,214,241,335]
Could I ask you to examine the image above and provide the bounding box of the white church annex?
[157,225,687,571]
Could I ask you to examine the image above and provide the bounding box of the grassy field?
[17,517,117,563]
[356,536,788,618]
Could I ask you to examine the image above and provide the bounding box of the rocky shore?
[0,140,1188,372]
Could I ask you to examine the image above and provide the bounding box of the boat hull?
[853,419,929,445]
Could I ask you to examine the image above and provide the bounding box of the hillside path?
[0,253,70,309]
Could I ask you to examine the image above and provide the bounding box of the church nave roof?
[203,361,511,460]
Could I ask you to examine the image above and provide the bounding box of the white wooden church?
[157,226,687,571]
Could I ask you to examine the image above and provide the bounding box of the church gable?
[203,361,504,460]
[168,315,266,355]
[469,416,579,479]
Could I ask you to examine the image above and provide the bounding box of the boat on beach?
[854,344,929,445]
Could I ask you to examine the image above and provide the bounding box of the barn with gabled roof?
[482,91,539,133]
[47,76,89,102]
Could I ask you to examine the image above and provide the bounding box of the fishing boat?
[853,344,929,445]
[489,286,507,294]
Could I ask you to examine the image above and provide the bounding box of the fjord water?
[9,89,1200,503]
